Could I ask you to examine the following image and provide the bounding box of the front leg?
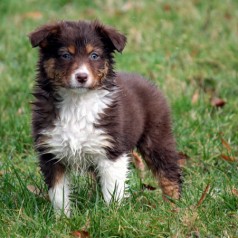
[39,154,70,217]
[97,154,130,204]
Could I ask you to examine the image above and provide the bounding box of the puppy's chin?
[71,84,98,90]
[68,80,99,91]
[56,83,100,95]
[69,87,89,94]
[68,83,101,91]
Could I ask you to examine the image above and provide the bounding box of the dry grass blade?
[27,185,41,195]
[71,230,90,238]
[163,4,171,12]
[27,185,49,200]
[195,184,210,208]
[178,151,190,167]
[210,97,226,107]
[231,188,238,197]
[221,138,231,152]
[181,210,198,228]
[71,217,91,237]
[220,154,236,162]
[0,170,5,176]
[191,90,199,104]
[142,183,157,191]
[23,11,43,20]
[17,107,24,115]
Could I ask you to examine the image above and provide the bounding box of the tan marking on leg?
[132,150,145,179]
[67,45,76,54]
[48,164,70,217]
[43,58,55,79]
[85,44,94,54]
[53,163,66,186]
[158,174,180,200]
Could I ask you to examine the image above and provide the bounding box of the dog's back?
[100,72,174,156]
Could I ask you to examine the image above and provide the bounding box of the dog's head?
[29,20,126,90]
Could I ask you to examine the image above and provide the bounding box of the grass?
[0,0,238,237]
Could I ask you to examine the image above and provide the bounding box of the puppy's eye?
[61,53,72,60]
[90,52,100,61]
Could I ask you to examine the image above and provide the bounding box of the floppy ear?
[28,23,60,48]
[94,21,127,52]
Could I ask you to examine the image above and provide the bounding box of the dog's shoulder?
[115,72,164,101]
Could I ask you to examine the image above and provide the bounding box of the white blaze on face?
[70,64,94,88]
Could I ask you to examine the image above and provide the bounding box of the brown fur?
[43,58,55,79]
[85,44,94,54]
[67,45,76,55]
[29,20,182,203]
[158,175,181,199]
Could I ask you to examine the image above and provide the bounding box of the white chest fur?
[41,88,113,170]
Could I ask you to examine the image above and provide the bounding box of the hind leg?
[157,159,181,200]
[138,136,182,200]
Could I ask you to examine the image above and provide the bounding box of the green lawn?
[1,0,238,237]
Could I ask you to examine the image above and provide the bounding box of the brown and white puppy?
[29,20,182,217]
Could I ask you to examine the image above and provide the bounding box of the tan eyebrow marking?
[58,47,68,54]
[67,45,76,54]
[85,44,94,54]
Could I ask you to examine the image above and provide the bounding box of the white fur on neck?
[41,88,113,171]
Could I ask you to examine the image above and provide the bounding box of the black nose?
[75,73,88,83]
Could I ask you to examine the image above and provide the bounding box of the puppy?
[29,20,182,217]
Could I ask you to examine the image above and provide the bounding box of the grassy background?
[1,0,238,237]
